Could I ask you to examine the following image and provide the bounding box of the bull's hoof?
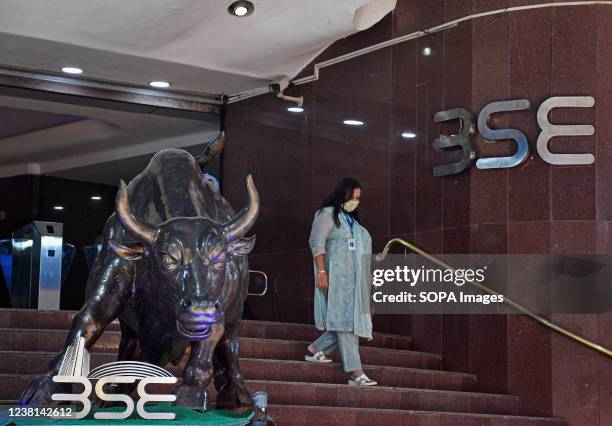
[215,382,254,414]
[19,374,70,406]
[173,384,210,411]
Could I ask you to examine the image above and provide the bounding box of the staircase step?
[240,320,412,350]
[245,380,519,415]
[0,401,568,426]
[0,351,475,391]
[267,404,568,426]
[0,375,516,415]
[0,328,121,353]
[241,338,440,369]
[0,329,440,369]
[0,309,412,350]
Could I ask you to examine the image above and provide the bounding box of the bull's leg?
[212,340,229,391]
[174,324,224,411]
[19,248,134,406]
[117,313,140,362]
[93,318,140,407]
[214,329,253,413]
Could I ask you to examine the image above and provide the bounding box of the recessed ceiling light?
[422,47,432,56]
[53,206,64,211]
[149,81,170,88]
[288,107,304,113]
[343,119,364,126]
[234,5,248,16]
[402,131,417,139]
[61,67,83,74]
[228,1,254,17]
[91,196,102,201]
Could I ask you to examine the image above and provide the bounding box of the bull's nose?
[177,297,223,340]
[178,298,224,327]
[180,298,222,313]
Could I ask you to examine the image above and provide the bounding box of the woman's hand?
[316,271,329,291]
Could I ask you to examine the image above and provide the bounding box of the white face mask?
[342,199,359,212]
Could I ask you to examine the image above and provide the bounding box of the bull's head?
[110,175,259,341]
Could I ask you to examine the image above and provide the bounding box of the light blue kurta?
[308,207,373,340]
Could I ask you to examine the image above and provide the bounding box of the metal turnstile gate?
[10,221,63,309]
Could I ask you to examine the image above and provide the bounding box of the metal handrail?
[377,238,612,358]
[247,270,268,296]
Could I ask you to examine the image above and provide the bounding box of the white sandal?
[348,373,378,386]
[304,350,333,363]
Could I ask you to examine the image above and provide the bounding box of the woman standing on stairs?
[305,177,377,386]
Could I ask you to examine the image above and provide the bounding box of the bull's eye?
[161,253,179,270]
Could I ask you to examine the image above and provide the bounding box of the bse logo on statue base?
[51,336,177,420]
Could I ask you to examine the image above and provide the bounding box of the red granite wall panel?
[224,0,610,420]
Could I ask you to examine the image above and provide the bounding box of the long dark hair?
[320,177,361,227]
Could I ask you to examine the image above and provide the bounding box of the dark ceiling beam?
[0,66,222,123]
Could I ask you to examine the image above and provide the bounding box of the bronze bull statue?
[19,136,259,413]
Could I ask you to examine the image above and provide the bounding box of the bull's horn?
[197,131,225,169]
[224,174,260,242]
[116,180,156,243]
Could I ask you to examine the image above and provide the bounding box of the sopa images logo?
[50,336,177,420]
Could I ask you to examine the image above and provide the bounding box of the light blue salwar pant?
[313,330,362,372]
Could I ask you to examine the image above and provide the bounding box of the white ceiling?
[0,0,396,95]
[0,0,395,182]
[0,96,219,182]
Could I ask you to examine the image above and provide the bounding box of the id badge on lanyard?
[343,212,356,251]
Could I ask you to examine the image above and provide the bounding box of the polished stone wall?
[223,1,611,422]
